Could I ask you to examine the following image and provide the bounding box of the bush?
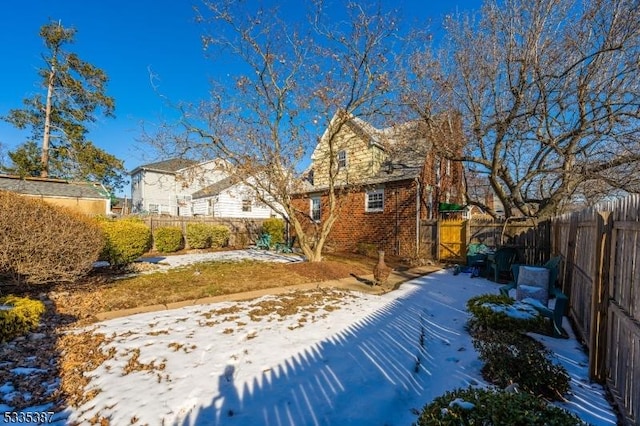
[262,218,285,244]
[0,296,46,343]
[186,223,212,249]
[99,218,152,267]
[0,191,104,285]
[154,226,184,253]
[466,294,545,333]
[414,387,585,425]
[472,329,570,400]
[186,223,230,249]
[209,225,230,248]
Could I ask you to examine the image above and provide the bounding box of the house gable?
[310,114,387,188]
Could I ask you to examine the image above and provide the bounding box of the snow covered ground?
[3,269,618,425]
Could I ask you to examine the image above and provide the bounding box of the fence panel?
[141,216,266,248]
[419,220,438,259]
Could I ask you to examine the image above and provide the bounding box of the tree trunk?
[41,66,55,178]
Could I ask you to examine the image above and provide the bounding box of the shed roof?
[0,175,109,199]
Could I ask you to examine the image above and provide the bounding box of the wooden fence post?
[563,215,578,296]
[589,210,613,382]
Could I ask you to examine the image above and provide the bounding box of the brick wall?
[292,179,420,258]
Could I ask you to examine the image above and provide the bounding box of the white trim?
[365,189,384,212]
[310,197,321,222]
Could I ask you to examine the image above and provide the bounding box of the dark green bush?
[414,387,585,425]
[262,218,285,244]
[154,226,184,253]
[99,217,152,267]
[466,294,545,333]
[472,329,570,400]
[0,296,46,342]
[0,190,104,285]
[186,223,211,249]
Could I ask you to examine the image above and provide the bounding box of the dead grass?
[49,252,385,322]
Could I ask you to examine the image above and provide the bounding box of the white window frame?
[310,197,321,222]
[365,189,384,212]
[148,203,159,214]
[337,150,347,169]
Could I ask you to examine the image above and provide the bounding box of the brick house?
[292,113,464,259]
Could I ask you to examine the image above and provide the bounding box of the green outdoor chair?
[275,236,297,253]
[499,256,568,336]
[487,247,519,282]
[255,233,272,250]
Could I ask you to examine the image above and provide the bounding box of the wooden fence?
[446,198,639,424]
[526,195,639,425]
[141,216,267,248]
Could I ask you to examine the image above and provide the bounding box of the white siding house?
[130,159,282,219]
[191,176,282,219]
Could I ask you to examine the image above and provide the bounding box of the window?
[446,159,451,176]
[435,158,441,186]
[337,150,347,168]
[307,169,314,185]
[242,198,252,212]
[148,203,159,214]
[310,197,321,221]
[366,189,384,212]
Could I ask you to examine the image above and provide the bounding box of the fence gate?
[439,218,467,262]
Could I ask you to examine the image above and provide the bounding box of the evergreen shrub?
[262,218,285,244]
[414,387,585,426]
[0,296,46,342]
[153,226,184,253]
[186,223,211,249]
[209,225,230,248]
[99,217,152,266]
[473,329,570,400]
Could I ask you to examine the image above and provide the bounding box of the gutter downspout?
[415,178,420,258]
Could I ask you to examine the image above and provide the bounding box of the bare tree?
[404,0,640,219]
[146,1,407,261]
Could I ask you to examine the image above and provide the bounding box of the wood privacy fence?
[141,216,267,248]
[431,197,639,423]
[546,195,639,425]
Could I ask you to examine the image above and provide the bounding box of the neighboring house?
[130,158,227,216]
[130,159,281,219]
[191,176,281,219]
[292,112,465,258]
[0,174,111,216]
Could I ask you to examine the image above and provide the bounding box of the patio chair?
[255,233,272,250]
[499,256,568,336]
[275,236,297,253]
[487,247,519,282]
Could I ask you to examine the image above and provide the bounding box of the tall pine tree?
[2,21,126,192]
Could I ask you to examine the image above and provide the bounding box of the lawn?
[47,251,410,323]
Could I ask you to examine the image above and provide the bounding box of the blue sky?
[0,0,482,195]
